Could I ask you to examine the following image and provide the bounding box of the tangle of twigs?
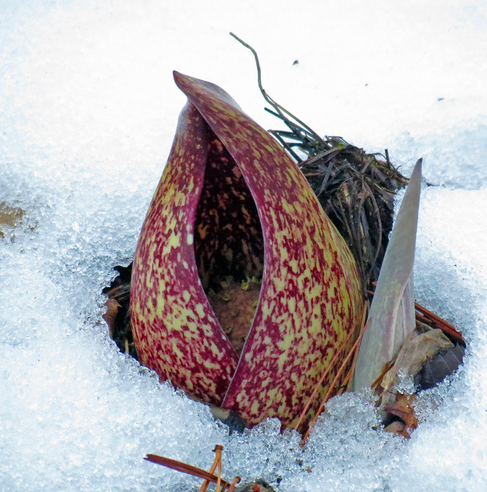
[230,32,408,295]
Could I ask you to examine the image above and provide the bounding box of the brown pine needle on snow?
[144,446,240,491]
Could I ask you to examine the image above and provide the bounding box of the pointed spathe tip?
[173,70,187,86]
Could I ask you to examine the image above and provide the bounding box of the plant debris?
[0,201,24,235]
[284,137,407,296]
[373,312,465,437]
[207,277,261,356]
[0,201,37,240]
[383,394,418,438]
[375,322,454,412]
[103,265,138,360]
[230,32,408,296]
[239,479,276,492]
[416,343,465,390]
[145,444,276,491]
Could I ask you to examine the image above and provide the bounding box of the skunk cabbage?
[131,72,363,429]
[352,159,422,391]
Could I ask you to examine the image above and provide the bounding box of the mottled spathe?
[131,71,363,430]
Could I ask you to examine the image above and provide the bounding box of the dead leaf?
[385,394,418,438]
[377,323,454,413]
[417,343,465,390]
[0,202,24,238]
[103,298,121,339]
[384,420,407,437]
[380,323,454,393]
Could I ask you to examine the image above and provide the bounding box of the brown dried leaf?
[377,324,454,414]
[384,420,407,437]
[103,298,121,339]
[418,343,465,390]
[0,202,24,238]
[380,324,454,394]
[385,394,418,438]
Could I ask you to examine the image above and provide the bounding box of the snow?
[1,0,487,490]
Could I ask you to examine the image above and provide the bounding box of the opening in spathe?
[193,129,264,355]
